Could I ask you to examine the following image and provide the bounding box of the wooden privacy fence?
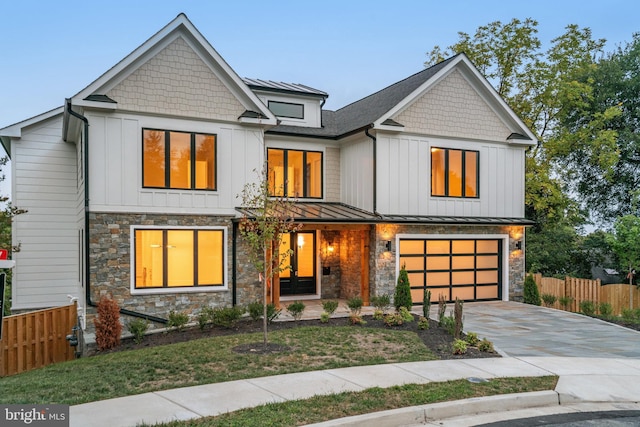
[0,302,77,377]
[534,274,640,316]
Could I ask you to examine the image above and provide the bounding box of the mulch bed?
[95,315,499,360]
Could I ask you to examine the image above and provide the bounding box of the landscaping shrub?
[418,316,429,330]
[347,296,363,315]
[94,296,122,351]
[440,315,455,336]
[322,300,339,316]
[167,310,189,331]
[370,294,391,313]
[197,306,215,330]
[399,306,414,323]
[599,302,613,318]
[558,296,574,310]
[286,301,306,321]
[478,338,495,353]
[126,318,149,344]
[394,265,412,311]
[423,289,431,319]
[438,294,447,326]
[248,301,263,321]
[373,309,384,320]
[523,274,541,306]
[320,312,330,323]
[541,294,557,307]
[211,306,245,328]
[349,313,366,325]
[579,300,596,316]
[383,312,403,326]
[452,339,467,355]
[465,332,479,347]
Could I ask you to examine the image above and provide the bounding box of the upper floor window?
[268,101,304,119]
[431,147,479,198]
[267,148,323,198]
[143,129,216,190]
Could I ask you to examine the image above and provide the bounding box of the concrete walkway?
[70,302,640,426]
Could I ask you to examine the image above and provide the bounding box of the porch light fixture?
[515,240,522,250]
[384,240,393,252]
[327,245,334,255]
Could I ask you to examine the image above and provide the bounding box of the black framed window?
[267,148,323,198]
[142,129,216,190]
[431,147,479,198]
[268,101,304,119]
[134,228,225,289]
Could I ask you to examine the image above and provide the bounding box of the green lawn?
[0,326,437,405]
[144,377,558,427]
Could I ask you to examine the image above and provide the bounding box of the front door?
[279,232,316,296]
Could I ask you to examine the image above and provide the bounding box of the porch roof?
[235,202,535,226]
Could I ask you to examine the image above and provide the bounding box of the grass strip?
[145,376,558,426]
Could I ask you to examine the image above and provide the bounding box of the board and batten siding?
[376,134,526,218]
[87,113,264,214]
[11,116,82,310]
[340,138,373,212]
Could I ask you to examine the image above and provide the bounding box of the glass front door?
[279,232,316,295]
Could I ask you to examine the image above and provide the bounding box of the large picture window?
[431,147,478,198]
[134,228,225,290]
[143,129,216,190]
[267,148,323,198]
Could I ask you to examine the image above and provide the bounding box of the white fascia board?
[374,124,405,133]
[238,117,278,126]
[0,106,64,138]
[72,99,118,111]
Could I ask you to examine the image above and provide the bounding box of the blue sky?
[0,0,638,129]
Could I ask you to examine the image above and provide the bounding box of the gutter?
[64,99,167,326]
[364,125,378,214]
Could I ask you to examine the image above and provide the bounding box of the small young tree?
[238,168,301,347]
[523,273,541,306]
[94,296,122,351]
[394,264,413,311]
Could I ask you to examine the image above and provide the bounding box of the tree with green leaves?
[607,215,640,282]
[238,168,301,347]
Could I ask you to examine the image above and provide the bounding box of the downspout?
[232,221,238,306]
[320,97,326,128]
[364,125,377,214]
[65,99,167,325]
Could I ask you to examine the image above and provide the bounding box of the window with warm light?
[143,129,216,190]
[267,148,323,198]
[134,228,225,290]
[431,147,478,198]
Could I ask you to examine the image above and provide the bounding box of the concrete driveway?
[459,301,640,358]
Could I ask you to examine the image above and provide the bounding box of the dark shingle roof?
[265,55,458,139]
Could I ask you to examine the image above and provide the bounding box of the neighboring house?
[0,14,535,328]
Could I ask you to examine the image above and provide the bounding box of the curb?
[304,390,560,426]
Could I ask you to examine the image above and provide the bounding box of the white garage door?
[399,238,502,303]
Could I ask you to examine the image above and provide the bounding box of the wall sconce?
[384,240,393,252]
[327,245,334,255]
[515,240,522,250]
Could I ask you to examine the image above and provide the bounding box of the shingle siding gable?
[393,69,511,142]
[106,37,245,121]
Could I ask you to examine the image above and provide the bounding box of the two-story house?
[0,14,535,327]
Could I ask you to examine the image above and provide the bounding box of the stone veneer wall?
[369,224,526,303]
[339,229,365,299]
[88,212,237,330]
[320,230,341,299]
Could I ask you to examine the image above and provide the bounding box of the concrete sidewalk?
[70,357,640,427]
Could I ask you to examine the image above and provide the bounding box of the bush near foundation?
[94,296,122,351]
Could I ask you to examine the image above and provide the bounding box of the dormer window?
[268,101,304,119]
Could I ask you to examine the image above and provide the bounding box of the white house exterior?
[0,14,535,328]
